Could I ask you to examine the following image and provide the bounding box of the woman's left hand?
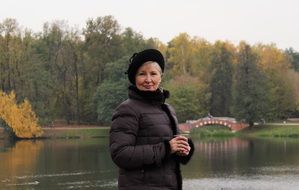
[169,135,190,155]
[176,146,190,156]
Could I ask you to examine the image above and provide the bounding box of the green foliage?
[95,80,127,124]
[95,57,129,124]
[191,125,236,138]
[120,27,154,55]
[0,17,298,126]
[209,41,234,116]
[233,42,268,126]
[255,45,297,120]
[285,48,299,72]
[241,124,299,138]
[165,75,209,123]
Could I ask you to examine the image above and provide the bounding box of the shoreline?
[189,123,299,138]
[41,126,110,139]
[0,126,110,140]
[2,123,299,140]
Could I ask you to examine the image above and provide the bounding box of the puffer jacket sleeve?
[109,102,167,170]
[164,103,195,165]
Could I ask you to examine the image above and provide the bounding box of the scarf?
[128,85,170,103]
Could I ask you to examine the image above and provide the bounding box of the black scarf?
[128,85,170,103]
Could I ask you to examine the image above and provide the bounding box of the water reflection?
[1,137,299,190]
[182,137,299,190]
[0,139,15,152]
[0,138,117,190]
[183,172,299,190]
[196,137,250,160]
[0,140,44,189]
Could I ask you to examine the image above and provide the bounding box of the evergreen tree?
[209,41,234,116]
[233,42,267,126]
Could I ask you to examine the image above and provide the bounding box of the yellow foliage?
[254,44,290,72]
[0,91,43,138]
[168,33,213,78]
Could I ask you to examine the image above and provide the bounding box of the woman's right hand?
[169,135,190,155]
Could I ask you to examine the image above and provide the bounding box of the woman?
[109,49,194,190]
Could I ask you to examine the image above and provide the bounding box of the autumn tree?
[0,91,43,138]
[167,33,194,75]
[255,44,296,120]
[1,16,298,126]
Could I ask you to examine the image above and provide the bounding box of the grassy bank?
[190,125,236,138]
[4,123,299,140]
[190,123,299,138]
[239,124,299,138]
[42,127,110,139]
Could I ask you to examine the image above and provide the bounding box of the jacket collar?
[128,85,170,104]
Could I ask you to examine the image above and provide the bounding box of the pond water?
[0,137,299,190]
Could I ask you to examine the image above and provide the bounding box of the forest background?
[1,16,299,127]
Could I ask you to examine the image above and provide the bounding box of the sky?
[1,0,299,51]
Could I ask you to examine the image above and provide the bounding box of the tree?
[255,44,296,120]
[167,33,194,75]
[209,41,234,116]
[233,42,267,126]
[83,15,122,85]
[95,57,129,124]
[0,91,43,138]
[120,27,149,55]
[34,21,79,124]
[189,37,212,80]
[81,16,123,123]
[0,18,22,92]
[165,75,209,123]
[18,31,54,125]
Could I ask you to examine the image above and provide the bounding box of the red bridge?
[178,117,249,133]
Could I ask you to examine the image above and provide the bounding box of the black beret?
[127,49,165,84]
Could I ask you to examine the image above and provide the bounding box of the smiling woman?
[135,61,162,91]
[109,49,194,190]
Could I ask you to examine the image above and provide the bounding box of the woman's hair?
[140,61,162,75]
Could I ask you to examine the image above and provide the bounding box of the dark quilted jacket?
[109,87,194,190]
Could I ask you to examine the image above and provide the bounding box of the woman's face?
[135,62,162,91]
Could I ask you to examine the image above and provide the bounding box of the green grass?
[42,127,110,139]
[190,125,237,138]
[240,124,299,138]
[190,123,299,139]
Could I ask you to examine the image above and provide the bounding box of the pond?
[0,137,299,190]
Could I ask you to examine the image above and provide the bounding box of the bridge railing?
[179,117,248,132]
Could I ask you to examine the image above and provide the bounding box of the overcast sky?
[1,0,299,50]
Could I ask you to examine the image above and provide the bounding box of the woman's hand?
[169,135,190,156]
